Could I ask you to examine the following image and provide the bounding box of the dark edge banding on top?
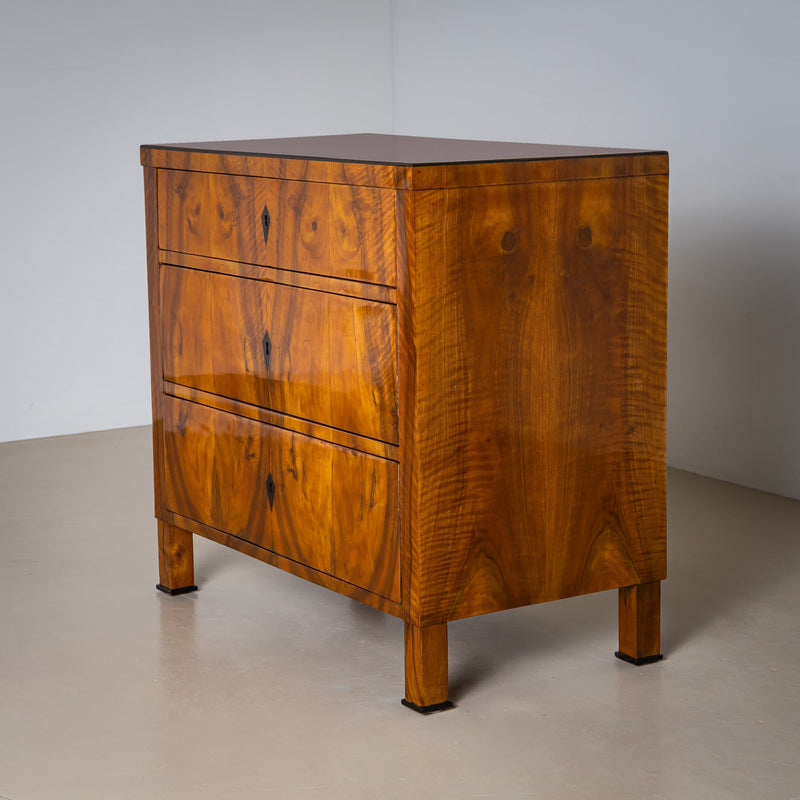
[140,133,667,168]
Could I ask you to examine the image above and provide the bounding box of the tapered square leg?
[156,521,197,595]
[616,581,662,665]
[402,622,453,713]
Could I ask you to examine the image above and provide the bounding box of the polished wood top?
[141,134,668,189]
[141,133,665,166]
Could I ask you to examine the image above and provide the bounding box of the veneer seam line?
[158,255,398,300]
[163,389,400,459]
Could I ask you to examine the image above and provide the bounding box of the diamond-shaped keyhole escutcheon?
[266,473,276,510]
[261,205,270,244]
[262,329,271,370]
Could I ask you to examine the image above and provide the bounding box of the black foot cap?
[615,651,663,666]
[401,699,454,715]
[156,583,198,596]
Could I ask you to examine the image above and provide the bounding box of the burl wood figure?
[141,134,668,713]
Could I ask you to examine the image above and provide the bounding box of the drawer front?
[158,169,396,286]
[160,265,398,444]
[163,397,400,602]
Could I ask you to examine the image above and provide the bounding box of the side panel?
[395,189,418,623]
[143,166,165,517]
[413,175,668,624]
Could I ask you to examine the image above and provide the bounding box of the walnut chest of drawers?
[141,134,668,713]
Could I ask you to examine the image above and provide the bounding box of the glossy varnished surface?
[158,170,396,285]
[162,509,404,617]
[143,167,165,515]
[411,174,668,624]
[144,134,669,707]
[161,250,396,304]
[162,397,400,602]
[618,580,662,661]
[156,521,195,592]
[165,383,399,462]
[144,148,409,189]
[404,622,449,709]
[160,265,398,444]
[410,153,668,190]
[143,147,667,191]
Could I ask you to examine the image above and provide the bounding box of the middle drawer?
[160,265,398,444]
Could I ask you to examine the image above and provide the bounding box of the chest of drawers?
[141,134,668,712]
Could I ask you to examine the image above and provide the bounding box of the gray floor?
[0,426,798,800]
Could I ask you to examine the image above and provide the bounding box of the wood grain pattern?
[411,175,668,625]
[404,623,449,708]
[411,154,669,190]
[158,170,396,285]
[142,149,667,191]
[145,135,669,707]
[157,521,195,591]
[142,135,667,189]
[143,166,165,516]
[270,424,401,603]
[163,509,405,619]
[395,189,419,626]
[164,382,399,462]
[160,264,398,443]
[162,396,400,602]
[618,581,661,661]
[160,251,396,304]
[142,148,411,189]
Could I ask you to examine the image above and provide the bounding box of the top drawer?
[158,170,396,286]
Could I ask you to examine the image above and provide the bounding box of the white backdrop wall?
[3,0,800,501]
[0,0,393,443]
[393,0,800,500]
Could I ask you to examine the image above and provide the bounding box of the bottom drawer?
[162,396,400,602]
